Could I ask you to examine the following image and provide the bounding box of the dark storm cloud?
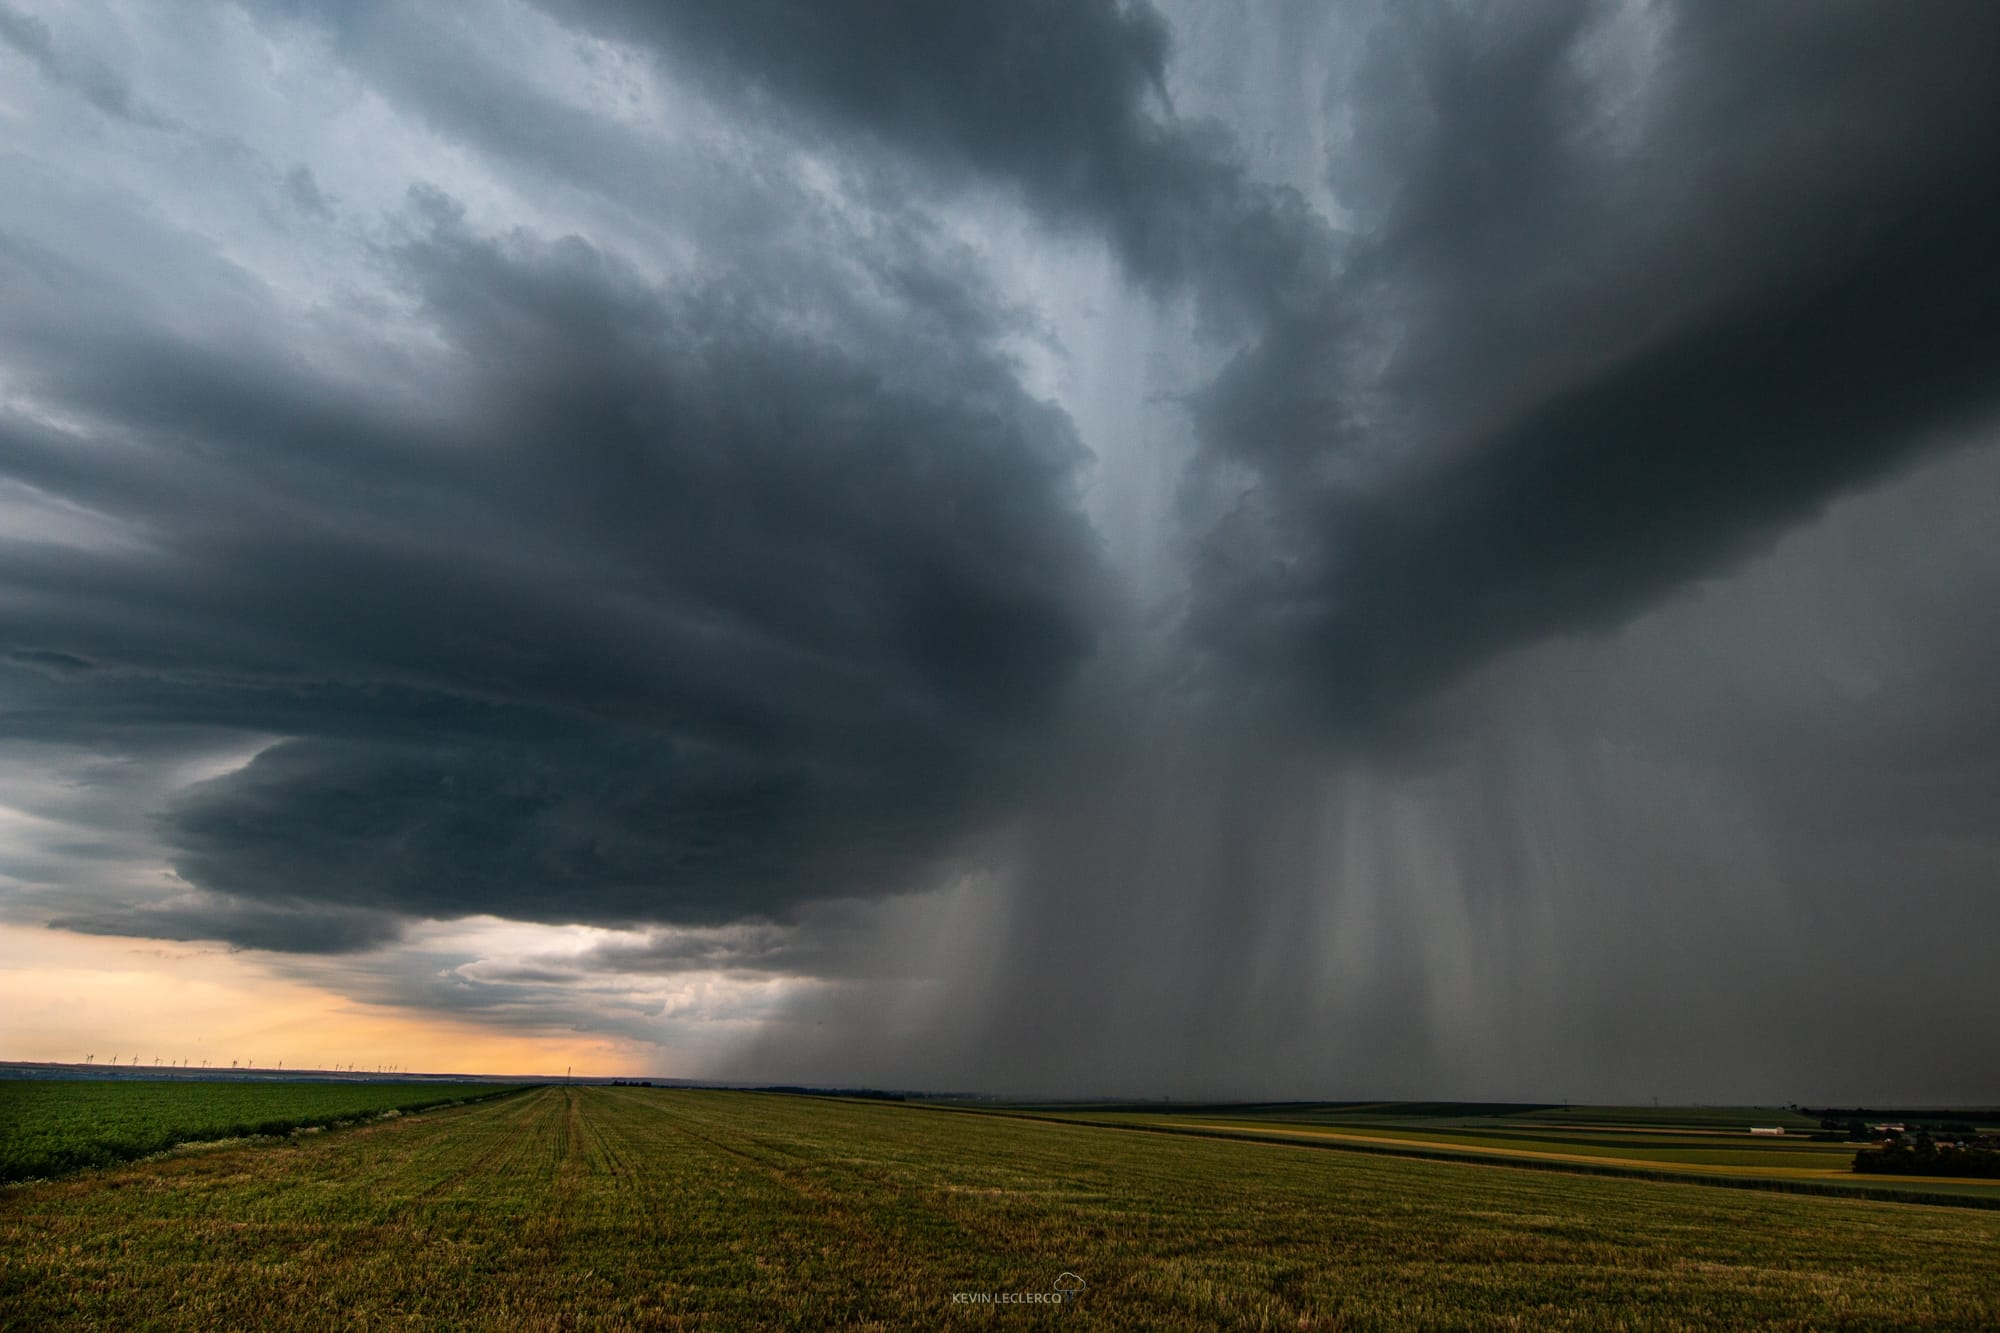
[51,895,404,955]
[572,906,935,982]
[7,0,1999,1103]
[1189,0,2000,731]
[0,189,1100,948]
[537,0,1334,323]
[628,0,2000,1101]
[558,1,2000,740]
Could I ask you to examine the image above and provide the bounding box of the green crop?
[0,1078,523,1181]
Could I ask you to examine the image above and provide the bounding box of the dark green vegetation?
[5,1088,2000,1329]
[1857,1143,2000,1178]
[0,1078,523,1182]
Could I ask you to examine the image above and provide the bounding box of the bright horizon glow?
[0,925,653,1077]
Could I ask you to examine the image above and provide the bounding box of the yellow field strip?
[1510,1123,1817,1139]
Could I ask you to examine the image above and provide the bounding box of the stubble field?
[3,1085,1998,1329]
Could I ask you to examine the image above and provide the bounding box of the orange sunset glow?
[0,925,649,1077]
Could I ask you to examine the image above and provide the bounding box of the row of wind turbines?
[81,1055,405,1074]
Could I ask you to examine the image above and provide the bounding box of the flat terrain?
[1014,1102,2000,1203]
[4,1086,1999,1329]
[0,1078,522,1183]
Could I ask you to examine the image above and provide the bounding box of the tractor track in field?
[398,1085,552,1205]
[646,1103,1004,1276]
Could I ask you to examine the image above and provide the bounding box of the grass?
[0,1078,524,1182]
[4,1085,2000,1329]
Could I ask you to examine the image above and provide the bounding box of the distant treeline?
[757,1086,909,1101]
[1827,1120,1986,1142]
[1804,1107,2000,1124]
[1854,1143,2000,1178]
[1815,1116,1994,1143]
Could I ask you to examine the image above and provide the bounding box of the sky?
[2,0,1997,1102]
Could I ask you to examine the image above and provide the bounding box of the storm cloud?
[562,0,2000,739]
[3,0,1997,1101]
[1191,0,2000,735]
[2,82,1102,948]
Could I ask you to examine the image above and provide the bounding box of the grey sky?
[2,0,1996,1101]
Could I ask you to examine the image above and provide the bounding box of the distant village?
[1803,1110,2000,1178]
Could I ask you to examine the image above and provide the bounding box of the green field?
[0,1078,523,1182]
[4,1086,1999,1329]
